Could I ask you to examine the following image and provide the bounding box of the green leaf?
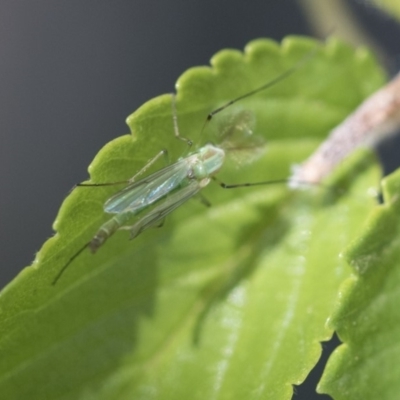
[0,37,385,399]
[371,0,400,21]
[318,167,400,399]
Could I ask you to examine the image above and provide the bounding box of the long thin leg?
[52,242,90,285]
[78,92,193,189]
[212,176,327,190]
[77,149,168,188]
[77,92,194,189]
[212,176,289,189]
[118,217,165,233]
[196,192,212,207]
[171,92,193,147]
[127,149,169,183]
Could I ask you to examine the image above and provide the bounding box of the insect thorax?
[188,144,225,180]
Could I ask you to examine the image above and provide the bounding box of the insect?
[52,46,317,285]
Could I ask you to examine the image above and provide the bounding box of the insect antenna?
[199,46,318,138]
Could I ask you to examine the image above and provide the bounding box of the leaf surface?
[319,168,400,399]
[0,37,385,399]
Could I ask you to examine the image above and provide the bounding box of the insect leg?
[212,176,329,191]
[52,211,136,284]
[77,149,169,188]
[212,176,289,189]
[196,192,212,207]
[126,149,169,184]
[171,92,193,147]
[52,242,90,285]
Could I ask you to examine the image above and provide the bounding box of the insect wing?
[214,109,265,164]
[127,181,202,240]
[104,159,189,214]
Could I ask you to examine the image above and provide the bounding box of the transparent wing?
[213,109,265,164]
[104,159,189,214]
[213,108,255,143]
[125,181,202,240]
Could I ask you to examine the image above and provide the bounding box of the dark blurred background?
[1,1,400,398]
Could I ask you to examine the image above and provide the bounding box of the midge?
[52,46,317,285]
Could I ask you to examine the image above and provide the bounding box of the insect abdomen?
[89,212,135,253]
